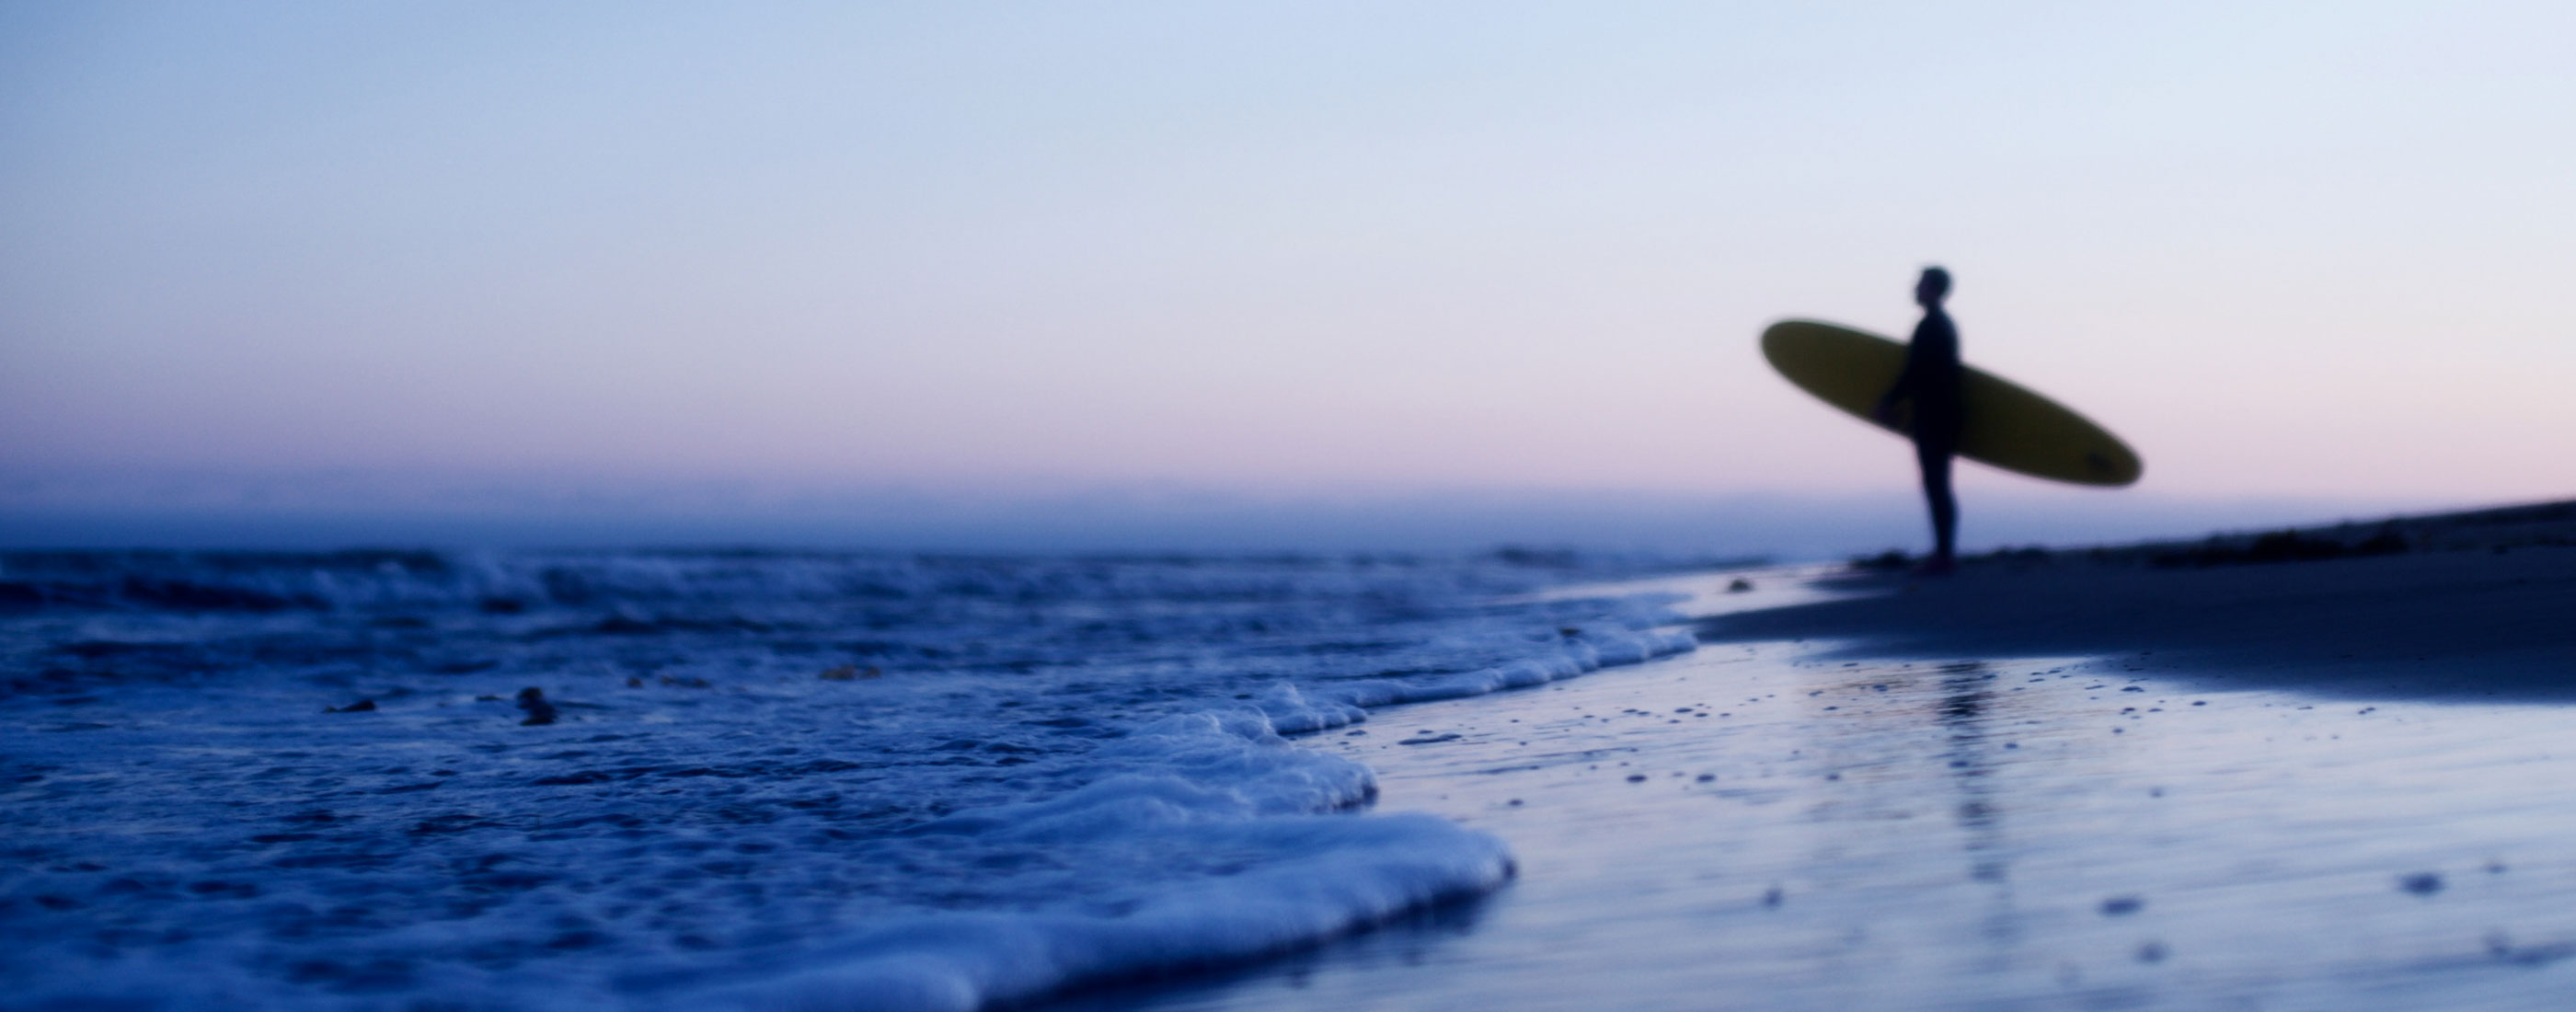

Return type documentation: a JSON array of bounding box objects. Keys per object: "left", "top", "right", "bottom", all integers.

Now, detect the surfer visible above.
[{"left": 1875, "top": 266, "right": 1961, "bottom": 574}]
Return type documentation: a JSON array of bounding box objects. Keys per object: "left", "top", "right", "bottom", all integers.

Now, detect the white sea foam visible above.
[{"left": 684, "top": 712, "right": 1512, "bottom": 1012}]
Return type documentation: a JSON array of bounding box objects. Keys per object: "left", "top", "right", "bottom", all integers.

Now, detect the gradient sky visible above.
[{"left": 4, "top": 2, "right": 2572, "bottom": 545}]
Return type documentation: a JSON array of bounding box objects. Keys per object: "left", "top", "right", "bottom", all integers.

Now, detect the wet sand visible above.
[{"left": 1063, "top": 503, "right": 2576, "bottom": 1010}]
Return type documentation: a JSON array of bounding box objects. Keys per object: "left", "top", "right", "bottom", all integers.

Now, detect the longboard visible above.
[{"left": 1761, "top": 319, "right": 2143, "bottom": 487}]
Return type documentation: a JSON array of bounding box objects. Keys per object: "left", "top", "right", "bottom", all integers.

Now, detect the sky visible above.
[{"left": 3, "top": 2, "right": 2571, "bottom": 551}]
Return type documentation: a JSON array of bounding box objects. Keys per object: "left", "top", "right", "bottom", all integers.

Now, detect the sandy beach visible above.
[
  {"left": 1709, "top": 500, "right": 2576, "bottom": 700},
  {"left": 1065, "top": 501, "right": 2576, "bottom": 1010}
]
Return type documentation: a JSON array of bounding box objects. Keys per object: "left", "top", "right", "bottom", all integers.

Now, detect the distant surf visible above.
[{"left": 0, "top": 548, "right": 1699, "bottom": 1010}]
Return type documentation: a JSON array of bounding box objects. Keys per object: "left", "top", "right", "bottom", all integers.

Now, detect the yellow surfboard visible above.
[{"left": 1761, "top": 319, "right": 2143, "bottom": 487}]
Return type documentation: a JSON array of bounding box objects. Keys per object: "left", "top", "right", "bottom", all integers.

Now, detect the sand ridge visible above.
[{"left": 1702, "top": 500, "right": 2576, "bottom": 700}]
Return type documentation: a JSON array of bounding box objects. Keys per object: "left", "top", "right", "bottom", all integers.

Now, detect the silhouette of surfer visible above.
[{"left": 1875, "top": 267, "right": 1961, "bottom": 574}]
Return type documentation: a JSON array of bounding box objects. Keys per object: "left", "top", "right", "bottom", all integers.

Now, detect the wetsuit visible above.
[{"left": 1883, "top": 305, "right": 1962, "bottom": 561}]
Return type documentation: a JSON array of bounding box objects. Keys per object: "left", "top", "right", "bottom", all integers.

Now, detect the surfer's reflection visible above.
[{"left": 1936, "top": 661, "right": 2021, "bottom": 953}]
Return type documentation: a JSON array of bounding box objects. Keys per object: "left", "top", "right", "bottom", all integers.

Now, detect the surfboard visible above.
[{"left": 1761, "top": 319, "right": 2143, "bottom": 487}]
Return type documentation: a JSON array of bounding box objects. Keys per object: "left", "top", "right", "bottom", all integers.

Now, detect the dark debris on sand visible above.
[
  {"left": 516, "top": 687, "right": 558, "bottom": 726},
  {"left": 2099, "top": 499, "right": 2576, "bottom": 570}
]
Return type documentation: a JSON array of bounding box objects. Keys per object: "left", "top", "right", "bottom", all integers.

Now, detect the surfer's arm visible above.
[
  {"left": 1876, "top": 315, "right": 1952, "bottom": 423},
  {"left": 1874, "top": 346, "right": 1923, "bottom": 422}
]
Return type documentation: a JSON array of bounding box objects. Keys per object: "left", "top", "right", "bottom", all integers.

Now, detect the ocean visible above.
[{"left": 0, "top": 548, "right": 1699, "bottom": 1010}]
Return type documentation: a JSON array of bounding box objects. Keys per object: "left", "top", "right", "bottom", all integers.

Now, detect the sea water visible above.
[{"left": 0, "top": 549, "right": 1698, "bottom": 1010}]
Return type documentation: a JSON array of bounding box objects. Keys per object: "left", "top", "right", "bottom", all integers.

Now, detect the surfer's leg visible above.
[{"left": 1916, "top": 438, "right": 1958, "bottom": 569}]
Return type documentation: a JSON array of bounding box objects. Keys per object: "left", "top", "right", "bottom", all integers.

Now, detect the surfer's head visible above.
[{"left": 1915, "top": 266, "right": 1951, "bottom": 307}]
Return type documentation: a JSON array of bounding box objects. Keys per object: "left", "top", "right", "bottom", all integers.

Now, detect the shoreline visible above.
[
  {"left": 1702, "top": 498, "right": 2576, "bottom": 700},
  {"left": 1068, "top": 500, "right": 2576, "bottom": 1010}
]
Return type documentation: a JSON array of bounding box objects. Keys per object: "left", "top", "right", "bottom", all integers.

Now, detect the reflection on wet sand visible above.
[
  {"left": 1067, "top": 576, "right": 2576, "bottom": 1010},
  {"left": 1935, "top": 661, "right": 2025, "bottom": 971}
]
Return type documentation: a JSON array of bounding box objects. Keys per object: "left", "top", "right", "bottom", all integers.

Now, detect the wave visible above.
[
  {"left": 0, "top": 546, "right": 1688, "bottom": 615},
  {"left": 0, "top": 549, "right": 1699, "bottom": 1010}
]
